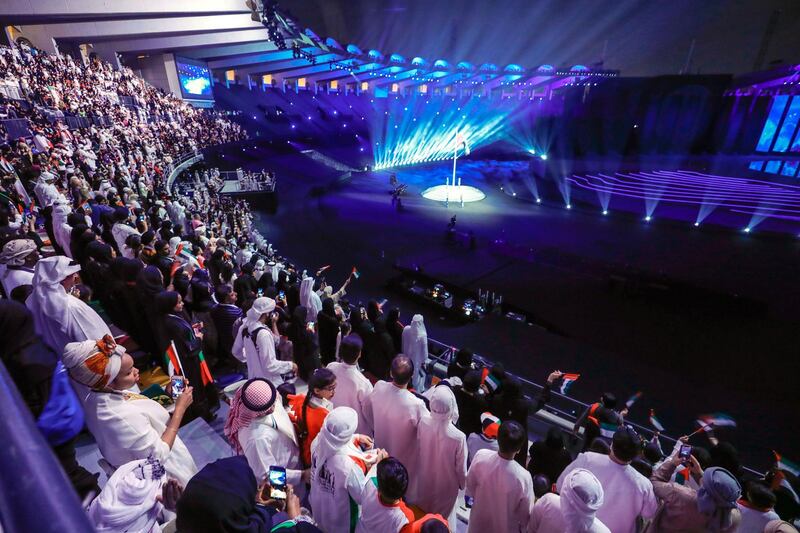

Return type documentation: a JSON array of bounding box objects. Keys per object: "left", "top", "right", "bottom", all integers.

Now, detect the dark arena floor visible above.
[{"left": 208, "top": 142, "right": 800, "bottom": 469}]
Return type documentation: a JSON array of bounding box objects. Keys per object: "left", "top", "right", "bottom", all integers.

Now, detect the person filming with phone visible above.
[{"left": 648, "top": 437, "right": 742, "bottom": 532}]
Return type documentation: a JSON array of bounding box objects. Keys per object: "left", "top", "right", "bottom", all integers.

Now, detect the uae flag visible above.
[
  {"left": 674, "top": 466, "right": 691, "bottom": 485},
  {"left": 198, "top": 351, "right": 214, "bottom": 386},
  {"left": 599, "top": 422, "right": 618, "bottom": 438},
  {"left": 165, "top": 341, "right": 183, "bottom": 377},
  {"left": 649, "top": 409, "right": 665, "bottom": 432},
  {"left": 559, "top": 373, "right": 580, "bottom": 395},
  {"left": 351, "top": 267, "right": 360, "bottom": 279},
  {"left": 484, "top": 371, "right": 502, "bottom": 393},
  {"left": 625, "top": 391, "right": 643, "bottom": 409},
  {"left": 774, "top": 451, "right": 800, "bottom": 477},
  {"left": 698, "top": 413, "right": 736, "bottom": 428}
]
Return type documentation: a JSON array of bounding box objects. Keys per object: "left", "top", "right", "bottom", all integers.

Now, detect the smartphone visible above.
[
  {"left": 268, "top": 466, "right": 287, "bottom": 500},
  {"left": 278, "top": 290, "right": 285, "bottom": 300},
  {"left": 192, "top": 322, "right": 203, "bottom": 335},
  {"left": 170, "top": 375, "right": 186, "bottom": 399},
  {"left": 464, "top": 495, "right": 474, "bottom": 508},
  {"left": 306, "top": 321, "right": 315, "bottom": 332},
  {"left": 257, "top": 288, "right": 264, "bottom": 297},
  {"left": 678, "top": 444, "right": 692, "bottom": 461}
]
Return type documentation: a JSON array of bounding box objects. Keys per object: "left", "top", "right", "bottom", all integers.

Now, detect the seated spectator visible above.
[
  {"left": 0, "top": 238, "right": 37, "bottom": 297},
  {"left": 357, "top": 457, "right": 414, "bottom": 533},
  {"left": 467, "top": 412, "right": 500, "bottom": 467},
  {"left": 62, "top": 335, "right": 198, "bottom": 485},
  {"left": 737, "top": 481, "right": 780, "bottom": 532},
  {"left": 87, "top": 457, "right": 180, "bottom": 533},
  {"left": 528, "top": 426, "right": 573, "bottom": 490},
  {"left": 310, "top": 407, "right": 386, "bottom": 533},
  {"left": 289, "top": 368, "right": 337, "bottom": 467},
  {"left": 327, "top": 334, "right": 374, "bottom": 435},
  {"left": 466, "top": 420, "right": 534, "bottom": 533},
  {"left": 409, "top": 385, "right": 467, "bottom": 529},
  {"left": 225, "top": 378, "right": 307, "bottom": 488},
  {"left": 557, "top": 427, "right": 658, "bottom": 533},
  {"left": 177, "top": 456, "right": 321, "bottom": 533},
  {"left": 528, "top": 468, "right": 610, "bottom": 533}
]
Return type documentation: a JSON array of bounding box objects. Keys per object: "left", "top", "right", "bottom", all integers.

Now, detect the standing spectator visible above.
[
  {"left": 573, "top": 392, "right": 627, "bottom": 452},
  {"left": 736, "top": 482, "right": 780, "bottom": 532},
  {"left": 357, "top": 457, "right": 414, "bottom": 533},
  {"left": 528, "top": 468, "right": 610, "bottom": 533},
  {"left": 288, "top": 368, "right": 337, "bottom": 467},
  {"left": 363, "top": 356, "right": 428, "bottom": 489},
  {"left": 453, "top": 370, "right": 489, "bottom": 437},
  {"left": 648, "top": 451, "right": 741, "bottom": 532},
  {"left": 467, "top": 412, "right": 501, "bottom": 467},
  {"left": 385, "top": 308, "right": 404, "bottom": 354},
  {"left": 326, "top": 334, "right": 374, "bottom": 435},
  {"left": 557, "top": 427, "right": 658, "bottom": 533},
  {"left": 447, "top": 348, "right": 474, "bottom": 380},
  {"left": 209, "top": 284, "right": 243, "bottom": 368},
  {"left": 409, "top": 386, "right": 467, "bottom": 529},
  {"left": 310, "top": 407, "right": 385, "bottom": 533},
  {"left": 401, "top": 314, "right": 428, "bottom": 392},
  {"left": 466, "top": 420, "right": 534, "bottom": 533},
  {"left": 317, "top": 297, "right": 340, "bottom": 366},
  {"left": 528, "top": 426, "right": 573, "bottom": 489},
  {"left": 231, "top": 296, "right": 296, "bottom": 386}
]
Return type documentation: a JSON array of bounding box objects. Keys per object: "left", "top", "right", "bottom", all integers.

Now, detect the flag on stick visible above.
[
  {"left": 649, "top": 409, "right": 665, "bottom": 432},
  {"left": 625, "top": 391, "right": 643, "bottom": 409},
  {"left": 559, "top": 373, "right": 580, "bottom": 395},
  {"left": 774, "top": 451, "right": 800, "bottom": 477},
  {"left": 165, "top": 341, "right": 184, "bottom": 377},
  {"left": 698, "top": 413, "right": 736, "bottom": 428},
  {"left": 351, "top": 267, "right": 360, "bottom": 279}
]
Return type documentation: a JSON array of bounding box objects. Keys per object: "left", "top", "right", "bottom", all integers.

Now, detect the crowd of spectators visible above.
[{"left": 0, "top": 42, "right": 798, "bottom": 533}]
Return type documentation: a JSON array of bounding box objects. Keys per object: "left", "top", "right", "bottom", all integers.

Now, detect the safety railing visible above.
[
  {"left": 425, "top": 338, "right": 762, "bottom": 476},
  {"left": 165, "top": 150, "right": 204, "bottom": 193},
  {"left": 218, "top": 170, "right": 277, "bottom": 193}
]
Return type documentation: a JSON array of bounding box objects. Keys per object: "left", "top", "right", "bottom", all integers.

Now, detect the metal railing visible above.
[
  {"left": 165, "top": 150, "right": 204, "bottom": 192},
  {"left": 218, "top": 170, "right": 277, "bottom": 193}
]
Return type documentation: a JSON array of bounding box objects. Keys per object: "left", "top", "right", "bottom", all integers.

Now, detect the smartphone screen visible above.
[
  {"left": 268, "top": 466, "right": 287, "bottom": 500},
  {"left": 679, "top": 444, "right": 692, "bottom": 460},
  {"left": 170, "top": 375, "right": 186, "bottom": 399},
  {"left": 279, "top": 290, "right": 285, "bottom": 300}
]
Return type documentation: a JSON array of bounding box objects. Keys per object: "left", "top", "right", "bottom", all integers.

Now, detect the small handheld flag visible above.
[
  {"left": 649, "top": 409, "right": 665, "bottom": 432},
  {"left": 698, "top": 413, "right": 736, "bottom": 428},
  {"left": 198, "top": 351, "right": 214, "bottom": 386},
  {"left": 165, "top": 341, "right": 184, "bottom": 377},
  {"left": 625, "top": 391, "right": 643, "bottom": 409},
  {"left": 599, "top": 422, "right": 618, "bottom": 438},
  {"left": 351, "top": 267, "right": 360, "bottom": 279},
  {"left": 774, "top": 451, "right": 800, "bottom": 477},
  {"left": 484, "top": 372, "right": 502, "bottom": 393},
  {"left": 559, "top": 373, "right": 580, "bottom": 395},
  {"left": 316, "top": 264, "right": 331, "bottom": 276}
]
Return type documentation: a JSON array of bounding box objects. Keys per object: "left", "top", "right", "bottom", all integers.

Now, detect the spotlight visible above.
[
  {"left": 540, "top": 154, "right": 548, "bottom": 160},
  {"left": 602, "top": 210, "right": 608, "bottom": 215},
  {"left": 645, "top": 215, "right": 651, "bottom": 222},
  {"left": 743, "top": 227, "right": 751, "bottom": 233},
  {"left": 527, "top": 149, "right": 536, "bottom": 155},
  {"left": 566, "top": 204, "right": 572, "bottom": 209},
  {"left": 536, "top": 198, "right": 541, "bottom": 204},
  {"left": 694, "top": 222, "right": 700, "bottom": 227},
  {"left": 512, "top": 192, "right": 516, "bottom": 196}
]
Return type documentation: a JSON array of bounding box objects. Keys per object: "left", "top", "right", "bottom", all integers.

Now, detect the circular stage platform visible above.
[{"left": 421, "top": 183, "right": 486, "bottom": 203}]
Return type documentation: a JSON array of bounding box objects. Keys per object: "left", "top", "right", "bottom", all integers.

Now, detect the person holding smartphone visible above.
[{"left": 232, "top": 297, "right": 297, "bottom": 387}]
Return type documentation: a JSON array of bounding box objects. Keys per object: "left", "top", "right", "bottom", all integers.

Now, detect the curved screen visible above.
[{"left": 176, "top": 57, "right": 213, "bottom": 100}]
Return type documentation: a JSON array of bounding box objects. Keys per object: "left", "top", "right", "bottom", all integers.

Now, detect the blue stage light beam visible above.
[{"left": 372, "top": 94, "right": 515, "bottom": 170}]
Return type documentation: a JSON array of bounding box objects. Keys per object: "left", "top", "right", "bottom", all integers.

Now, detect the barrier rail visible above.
[
  {"left": 425, "top": 338, "right": 762, "bottom": 476},
  {"left": 1, "top": 117, "right": 31, "bottom": 139},
  {"left": 0, "top": 360, "right": 94, "bottom": 532},
  {"left": 218, "top": 170, "right": 277, "bottom": 193},
  {"left": 166, "top": 150, "right": 204, "bottom": 192}
]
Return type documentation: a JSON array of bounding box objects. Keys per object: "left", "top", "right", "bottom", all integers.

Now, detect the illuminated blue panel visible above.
[
  {"left": 756, "top": 95, "right": 789, "bottom": 152},
  {"left": 772, "top": 97, "right": 800, "bottom": 152},
  {"left": 764, "top": 160, "right": 782, "bottom": 174},
  {"left": 781, "top": 160, "right": 799, "bottom": 177},
  {"left": 175, "top": 57, "right": 213, "bottom": 100},
  {"left": 748, "top": 160, "right": 764, "bottom": 171}
]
